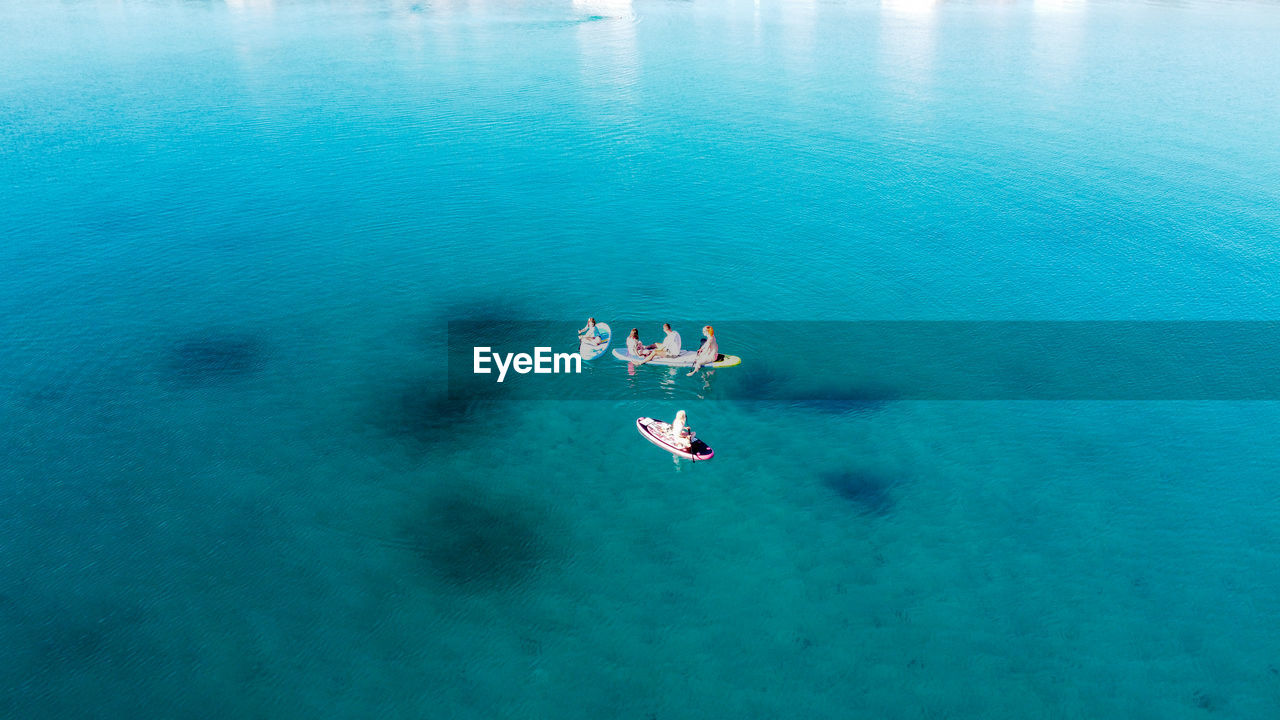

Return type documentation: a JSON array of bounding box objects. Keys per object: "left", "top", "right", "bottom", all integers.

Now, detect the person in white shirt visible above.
[
  {"left": 577, "top": 317, "right": 604, "bottom": 345},
  {"left": 625, "top": 328, "right": 654, "bottom": 359},
  {"left": 637, "top": 323, "right": 680, "bottom": 365},
  {"left": 669, "top": 409, "right": 693, "bottom": 450},
  {"left": 687, "top": 325, "right": 719, "bottom": 375}
]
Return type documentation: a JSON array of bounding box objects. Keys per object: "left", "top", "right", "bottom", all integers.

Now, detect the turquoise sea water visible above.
[{"left": 3, "top": 0, "right": 1280, "bottom": 717}]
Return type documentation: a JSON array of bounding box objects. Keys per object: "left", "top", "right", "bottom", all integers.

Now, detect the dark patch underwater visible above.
[
  {"left": 166, "top": 333, "right": 266, "bottom": 386},
  {"left": 821, "top": 469, "right": 897, "bottom": 517},
  {"left": 394, "top": 488, "right": 558, "bottom": 593}
]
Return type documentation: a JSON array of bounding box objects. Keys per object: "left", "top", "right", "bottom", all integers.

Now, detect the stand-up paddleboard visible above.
[
  {"left": 636, "top": 417, "right": 714, "bottom": 461},
  {"left": 579, "top": 323, "right": 611, "bottom": 360},
  {"left": 612, "top": 348, "right": 741, "bottom": 368}
]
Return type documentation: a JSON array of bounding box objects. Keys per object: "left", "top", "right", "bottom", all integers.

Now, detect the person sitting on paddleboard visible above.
[
  {"left": 625, "top": 328, "right": 655, "bottom": 359},
  {"left": 670, "top": 409, "right": 693, "bottom": 450},
  {"left": 687, "top": 325, "right": 719, "bottom": 376},
  {"left": 577, "top": 317, "right": 604, "bottom": 345},
  {"left": 636, "top": 323, "right": 681, "bottom": 365}
]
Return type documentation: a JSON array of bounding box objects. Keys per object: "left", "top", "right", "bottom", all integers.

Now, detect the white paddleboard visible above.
[
  {"left": 579, "top": 322, "right": 611, "bottom": 360},
  {"left": 612, "top": 348, "right": 741, "bottom": 368}
]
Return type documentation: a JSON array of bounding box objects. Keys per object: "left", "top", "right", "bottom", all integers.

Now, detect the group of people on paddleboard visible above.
[
  {"left": 578, "top": 319, "right": 717, "bottom": 455},
  {"left": 579, "top": 319, "right": 720, "bottom": 376},
  {"left": 623, "top": 323, "right": 719, "bottom": 376}
]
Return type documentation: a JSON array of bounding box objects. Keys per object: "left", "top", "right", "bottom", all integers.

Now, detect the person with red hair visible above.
[{"left": 687, "top": 325, "right": 718, "bottom": 375}]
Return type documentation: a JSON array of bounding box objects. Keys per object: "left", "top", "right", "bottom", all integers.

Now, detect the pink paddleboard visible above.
[{"left": 636, "top": 417, "right": 714, "bottom": 461}]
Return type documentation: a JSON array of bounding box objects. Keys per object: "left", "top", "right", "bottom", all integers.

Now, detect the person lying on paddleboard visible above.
[
  {"left": 687, "top": 325, "right": 719, "bottom": 376},
  {"left": 625, "top": 328, "right": 655, "bottom": 359},
  {"left": 636, "top": 323, "right": 681, "bottom": 365},
  {"left": 670, "top": 409, "right": 694, "bottom": 450},
  {"left": 577, "top": 317, "right": 604, "bottom": 345}
]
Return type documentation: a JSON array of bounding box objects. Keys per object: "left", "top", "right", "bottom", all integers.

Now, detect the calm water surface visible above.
[{"left": 2, "top": 1, "right": 1279, "bottom": 718}]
